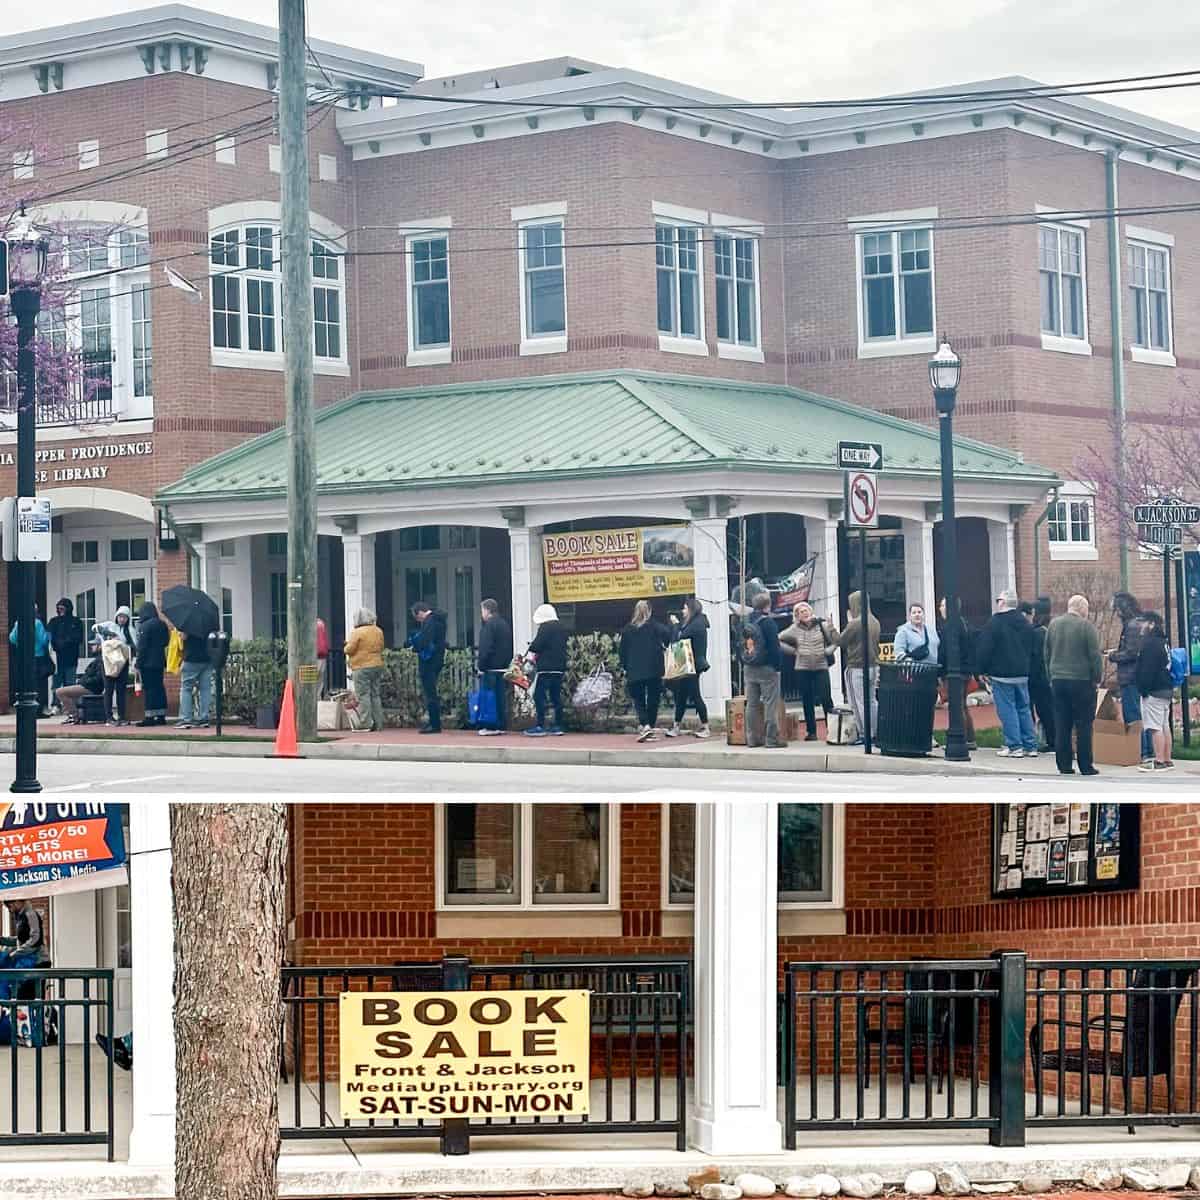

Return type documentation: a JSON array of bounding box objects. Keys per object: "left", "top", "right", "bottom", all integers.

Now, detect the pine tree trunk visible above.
[{"left": 173, "top": 804, "right": 288, "bottom": 1200}]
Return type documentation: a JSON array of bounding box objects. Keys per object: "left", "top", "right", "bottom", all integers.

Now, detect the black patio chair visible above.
[
  {"left": 859, "top": 966, "right": 953, "bottom": 1094},
  {"left": 1029, "top": 967, "right": 1197, "bottom": 1133}
]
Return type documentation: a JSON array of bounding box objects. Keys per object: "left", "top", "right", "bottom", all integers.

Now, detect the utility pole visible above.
[{"left": 278, "top": 0, "right": 318, "bottom": 740}]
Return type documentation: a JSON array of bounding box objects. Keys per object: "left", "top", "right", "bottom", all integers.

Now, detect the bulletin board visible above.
[{"left": 991, "top": 803, "right": 1140, "bottom": 898}]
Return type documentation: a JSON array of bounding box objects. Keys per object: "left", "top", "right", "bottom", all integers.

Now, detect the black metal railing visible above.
[
  {"left": 0, "top": 367, "right": 116, "bottom": 427},
  {"left": 279, "top": 956, "right": 688, "bottom": 1153},
  {"left": 0, "top": 968, "right": 115, "bottom": 1161},
  {"left": 1027, "top": 960, "right": 1200, "bottom": 1130},
  {"left": 783, "top": 956, "right": 1023, "bottom": 1147}
]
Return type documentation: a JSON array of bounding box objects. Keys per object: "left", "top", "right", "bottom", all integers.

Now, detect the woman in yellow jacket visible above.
[{"left": 344, "top": 608, "right": 386, "bottom": 732}]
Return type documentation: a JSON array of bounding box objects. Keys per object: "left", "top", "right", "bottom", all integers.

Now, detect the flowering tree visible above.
[{"left": 1079, "top": 379, "right": 1200, "bottom": 550}]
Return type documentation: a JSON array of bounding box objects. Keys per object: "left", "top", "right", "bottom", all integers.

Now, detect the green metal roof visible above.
[{"left": 157, "top": 370, "right": 1058, "bottom": 505}]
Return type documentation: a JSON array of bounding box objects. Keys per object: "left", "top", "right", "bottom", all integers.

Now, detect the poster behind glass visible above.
[{"left": 992, "top": 803, "right": 1140, "bottom": 898}]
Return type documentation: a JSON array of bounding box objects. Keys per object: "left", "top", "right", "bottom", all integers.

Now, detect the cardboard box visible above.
[
  {"left": 1092, "top": 688, "right": 1144, "bottom": 767},
  {"left": 726, "top": 695, "right": 790, "bottom": 746}
]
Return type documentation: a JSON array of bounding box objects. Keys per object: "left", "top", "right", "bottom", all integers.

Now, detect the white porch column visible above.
[
  {"left": 200, "top": 542, "right": 221, "bottom": 608},
  {"left": 507, "top": 518, "right": 544, "bottom": 655},
  {"left": 902, "top": 518, "right": 937, "bottom": 616},
  {"left": 690, "top": 802, "right": 781, "bottom": 1153},
  {"left": 987, "top": 518, "right": 1016, "bottom": 597},
  {"left": 341, "top": 528, "right": 377, "bottom": 622},
  {"left": 804, "top": 515, "right": 844, "bottom": 706},
  {"left": 226, "top": 538, "right": 254, "bottom": 639},
  {"left": 692, "top": 516, "right": 731, "bottom": 711},
  {"left": 126, "top": 801, "right": 175, "bottom": 1168}
]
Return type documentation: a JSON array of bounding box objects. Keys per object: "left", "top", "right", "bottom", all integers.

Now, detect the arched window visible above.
[{"left": 209, "top": 222, "right": 347, "bottom": 372}]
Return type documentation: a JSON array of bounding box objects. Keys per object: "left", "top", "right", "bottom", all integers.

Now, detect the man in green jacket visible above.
[{"left": 1044, "top": 594, "right": 1103, "bottom": 776}]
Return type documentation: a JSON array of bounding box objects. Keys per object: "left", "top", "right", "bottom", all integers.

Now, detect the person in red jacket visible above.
[{"left": 316, "top": 617, "right": 330, "bottom": 698}]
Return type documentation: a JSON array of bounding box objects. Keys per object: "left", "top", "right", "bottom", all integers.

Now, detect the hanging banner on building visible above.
[
  {"left": 339, "top": 989, "right": 591, "bottom": 1120},
  {"left": 542, "top": 525, "right": 695, "bottom": 603},
  {"left": 0, "top": 802, "right": 127, "bottom": 900}
]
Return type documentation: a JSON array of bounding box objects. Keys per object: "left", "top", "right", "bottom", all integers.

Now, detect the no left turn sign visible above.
[{"left": 846, "top": 470, "right": 879, "bottom": 529}]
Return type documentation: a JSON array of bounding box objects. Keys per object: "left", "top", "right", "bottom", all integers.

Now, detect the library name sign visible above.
[
  {"left": 0, "top": 440, "right": 153, "bottom": 484},
  {"left": 338, "top": 989, "right": 591, "bottom": 1119}
]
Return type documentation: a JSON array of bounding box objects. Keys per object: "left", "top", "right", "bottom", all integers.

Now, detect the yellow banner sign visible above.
[
  {"left": 542, "top": 525, "right": 696, "bottom": 603},
  {"left": 338, "top": 989, "right": 591, "bottom": 1120}
]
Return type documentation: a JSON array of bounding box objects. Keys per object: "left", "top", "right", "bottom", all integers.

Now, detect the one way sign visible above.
[{"left": 838, "top": 441, "right": 883, "bottom": 470}]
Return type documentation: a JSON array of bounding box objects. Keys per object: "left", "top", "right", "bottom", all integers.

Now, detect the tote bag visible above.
[{"left": 663, "top": 638, "right": 697, "bottom": 682}]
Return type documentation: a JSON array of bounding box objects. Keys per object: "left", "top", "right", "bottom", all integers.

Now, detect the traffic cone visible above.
[{"left": 273, "top": 678, "right": 300, "bottom": 758}]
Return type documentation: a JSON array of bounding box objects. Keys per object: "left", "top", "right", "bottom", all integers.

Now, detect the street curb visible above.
[{"left": 0, "top": 734, "right": 1156, "bottom": 780}]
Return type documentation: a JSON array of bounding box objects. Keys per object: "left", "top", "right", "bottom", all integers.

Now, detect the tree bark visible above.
[{"left": 173, "top": 804, "right": 288, "bottom": 1200}]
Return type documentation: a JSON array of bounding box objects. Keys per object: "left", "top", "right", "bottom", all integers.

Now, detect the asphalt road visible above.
[{"left": 25, "top": 754, "right": 1194, "bottom": 794}]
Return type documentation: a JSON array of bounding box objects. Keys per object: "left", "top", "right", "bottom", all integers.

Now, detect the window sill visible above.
[
  {"left": 436, "top": 909, "right": 622, "bottom": 938},
  {"left": 407, "top": 347, "right": 452, "bottom": 367},
  {"left": 211, "top": 349, "right": 350, "bottom": 376},
  {"left": 717, "top": 342, "right": 765, "bottom": 363},
  {"left": 659, "top": 334, "right": 709, "bottom": 357},
  {"left": 1040, "top": 334, "right": 1092, "bottom": 357},
  {"left": 1047, "top": 543, "right": 1099, "bottom": 562},
  {"left": 519, "top": 335, "right": 568, "bottom": 357},
  {"left": 1130, "top": 346, "right": 1176, "bottom": 367},
  {"left": 857, "top": 336, "right": 936, "bottom": 360}
]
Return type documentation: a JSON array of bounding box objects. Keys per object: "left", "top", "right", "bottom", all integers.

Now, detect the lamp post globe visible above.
[
  {"left": 928, "top": 337, "right": 970, "bottom": 764},
  {"left": 7, "top": 207, "right": 50, "bottom": 794}
]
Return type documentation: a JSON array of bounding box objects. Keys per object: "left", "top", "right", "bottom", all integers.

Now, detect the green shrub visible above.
[{"left": 222, "top": 638, "right": 287, "bottom": 723}]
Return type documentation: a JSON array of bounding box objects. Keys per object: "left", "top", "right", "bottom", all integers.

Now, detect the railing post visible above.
[
  {"left": 989, "top": 950, "right": 1027, "bottom": 1147},
  {"left": 440, "top": 955, "right": 470, "bottom": 1157}
]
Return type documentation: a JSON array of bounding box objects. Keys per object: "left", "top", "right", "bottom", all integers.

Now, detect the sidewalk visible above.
[{"left": 0, "top": 709, "right": 1192, "bottom": 781}]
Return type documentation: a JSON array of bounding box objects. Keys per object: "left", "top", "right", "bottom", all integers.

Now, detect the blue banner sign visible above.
[{"left": 0, "top": 802, "right": 127, "bottom": 899}]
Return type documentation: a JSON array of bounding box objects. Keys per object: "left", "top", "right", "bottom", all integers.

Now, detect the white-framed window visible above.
[
  {"left": 215, "top": 137, "right": 236, "bottom": 165},
  {"left": 518, "top": 219, "right": 567, "bottom": 350},
  {"left": 856, "top": 227, "right": 935, "bottom": 354},
  {"left": 318, "top": 153, "right": 338, "bottom": 183},
  {"left": 438, "top": 803, "right": 617, "bottom": 910},
  {"left": 1046, "top": 484, "right": 1098, "bottom": 562},
  {"left": 656, "top": 220, "right": 705, "bottom": 352},
  {"left": 714, "top": 231, "right": 761, "bottom": 358},
  {"left": 1039, "top": 224, "right": 1089, "bottom": 353},
  {"left": 1128, "top": 240, "right": 1173, "bottom": 361},
  {"left": 7, "top": 225, "right": 154, "bottom": 426},
  {"left": 663, "top": 803, "right": 845, "bottom": 909},
  {"left": 268, "top": 144, "right": 281, "bottom": 173},
  {"left": 145, "top": 130, "right": 168, "bottom": 161},
  {"left": 78, "top": 140, "right": 99, "bottom": 171},
  {"left": 208, "top": 223, "right": 347, "bottom": 373},
  {"left": 406, "top": 232, "right": 451, "bottom": 364},
  {"left": 13, "top": 150, "right": 33, "bottom": 181}
]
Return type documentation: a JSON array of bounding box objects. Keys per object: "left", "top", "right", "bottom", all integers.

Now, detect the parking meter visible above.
[{"left": 206, "top": 631, "right": 230, "bottom": 735}]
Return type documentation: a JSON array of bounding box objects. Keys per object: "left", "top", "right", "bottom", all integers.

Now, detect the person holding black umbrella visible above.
[{"left": 160, "top": 586, "right": 220, "bottom": 729}]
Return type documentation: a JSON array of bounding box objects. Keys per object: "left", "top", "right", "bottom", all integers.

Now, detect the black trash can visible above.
[{"left": 876, "top": 660, "right": 940, "bottom": 756}]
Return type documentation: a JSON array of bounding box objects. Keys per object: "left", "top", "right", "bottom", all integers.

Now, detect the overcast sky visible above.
[{"left": 23, "top": 1, "right": 1200, "bottom": 130}]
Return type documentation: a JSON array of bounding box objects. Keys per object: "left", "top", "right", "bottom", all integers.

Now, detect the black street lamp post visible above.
[
  {"left": 929, "top": 339, "right": 970, "bottom": 764},
  {"left": 7, "top": 211, "right": 49, "bottom": 794}
]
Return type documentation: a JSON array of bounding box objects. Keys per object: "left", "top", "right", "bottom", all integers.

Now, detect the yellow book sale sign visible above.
[
  {"left": 542, "top": 525, "right": 696, "bottom": 603},
  {"left": 338, "top": 989, "right": 591, "bottom": 1120}
]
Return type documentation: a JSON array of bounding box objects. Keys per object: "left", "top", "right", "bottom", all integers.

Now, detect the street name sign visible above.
[
  {"left": 1134, "top": 502, "right": 1200, "bottom": 526},
  {"left": 1138, "top": 524, "right": 1183, "bottom": 547},
  {"left": 845, "top": 470, "right": 880, "bottom": 528},
  {"left": 838, "top": 441, "right": 883, "bottom": 470}
]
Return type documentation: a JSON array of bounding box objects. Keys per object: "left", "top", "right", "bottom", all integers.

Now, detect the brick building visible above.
[{"left": 5, "top": 6, "right": 1199, "bottom": 712}]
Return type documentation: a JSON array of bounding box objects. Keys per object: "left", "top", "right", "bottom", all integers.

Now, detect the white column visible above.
[
  {"left": 805, "top": 515, "right": 844, "bottom": 706},
  {"left": 508, "top": 526, "right": 544, "bottom": 654},
  {"left": 227, "top": 538, "right": 254, "bottom": 639},
  {"left": 200, "top": 542, "right": 221, "bottom": 608},
  {"left": 902, "top": 518, "right": 937, "bottom": 616},
  {"left": 126, "top": 801, "right": 176, "bottom": 1168},
  {"left": 988, "top": 518, "right": 1016, "bottom": 597},
  {"left": 690, "top": 802, "right": 781, "bottom": 1154},
  {"left": 692, "top": 516, "right": 731, "bottom": 711},
  {"left": 342, "top": 531, "right": 377, "bottom": 622},
  {"left": 49, "top": 891, "right": 98, "bottom": 1044}
]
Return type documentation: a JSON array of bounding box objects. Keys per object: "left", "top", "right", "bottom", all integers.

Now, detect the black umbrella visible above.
[{"left": 161, "top": 585, "right": 220, "bottom": 639}]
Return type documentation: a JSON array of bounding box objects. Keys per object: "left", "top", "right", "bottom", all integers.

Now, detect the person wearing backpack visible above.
[
  {"left": 1135, "top": 610, "right": 1176, "bottom": 772},
  {"left": 833, "top": 590, "right": 880, "bottom": 748},
  {"left": 741, "top": 591, "right": 785, "bottom": 748},
  {"left": 619, "top": 600, "right": 671, "bottom": 742}
]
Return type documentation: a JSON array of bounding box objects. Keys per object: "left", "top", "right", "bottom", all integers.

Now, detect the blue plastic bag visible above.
[
  {"left": 1169, "top": 647, "right": 1189, "bottom": 688},
  {"left": 467, "top": 684, "right": 497, "bottom": 728}
]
